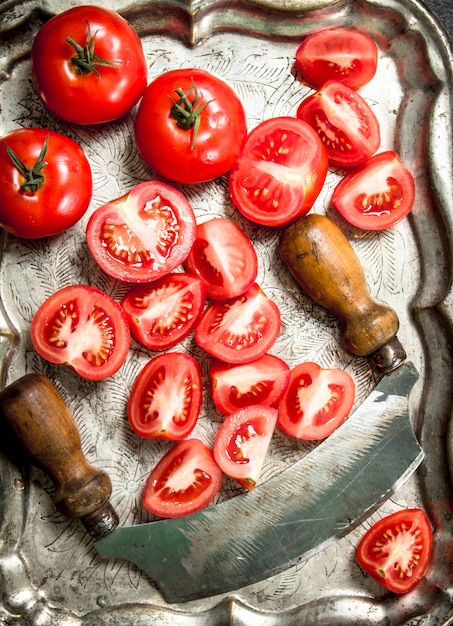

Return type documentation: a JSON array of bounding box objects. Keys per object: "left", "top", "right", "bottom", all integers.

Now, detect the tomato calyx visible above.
[
  {"left": 168, "top": 79, "right": 214, "bottom": 148},
  {"left": 5, "top": 135, "right": 49, "bottom": 193},
  {"left": 67, "top": 20, "right": 120, "bottom": 78}
]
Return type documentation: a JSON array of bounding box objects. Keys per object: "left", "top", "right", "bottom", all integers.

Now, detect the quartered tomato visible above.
[
  {"left": 297, "top": 80, "right": 380, "bottom": 167},
  {"left": 31, "top": 6, "right": 147, "bottom": 124},
  {"left": 128, "top": 352, "right": 202, "bottom": 440},
  {"left": 135, "top": 68, "right": 247, "bottom": 184},
  {"left": 331, "top": 150, "right": 416, "bottom": 230},
  {"left": 210, "top": 354, "right": 290, "bottom": 415},
  {"left": 86, "top": 181, "right": 196, "bottom": 283},
  {"left": 229, "top": 117, "right": 328, "bottom": 226},
  {"left": 356, "top": 508, "right": 433, "bottom": 594},
  {"left": 277, "top": 361, "right": 355, "bottom": 440},
  {"left": 213, "top": 405, "right": 278, "bottom": 490},
  {"left": 195, "top": 283, "right": 281, "bottom": 364},
  {"left": 30, "top": 284, "right": 130, "bottom": 380},
  {"left": 183, "top": 217, "right": 258, "bottom": 300},
  {"left": 121, "top": 273, "right": 205, "bottom": 350},
  {"left": 142, "top": 438, "right": 223, "bottom": 518},
  {"left": 296, "top": 28, "right": 378, "bottom": 89}
]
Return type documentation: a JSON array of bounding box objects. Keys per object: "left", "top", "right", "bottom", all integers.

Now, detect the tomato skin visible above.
[
  {"left": 210, "top": 354, "right": 290, "bottom": 415},
  {"left": 128, "top": 352, "right": 202, "bottom": 440},
  {"left": 183, "top": 218, "right": 258, "bottom": 300},
  {"left": 296, "top": 28, "right": 378, "bottom": 89},
  {"left": 277, "top": 361, "right": 355, "bottom": 440},
  {"left": 135, "top": 68, "right": 247, "bottom": 184},
  {"left": 31, "top": 6, "right": 147, "bottom": 125},
  {"left": 86, "top": 181, "right": 196, "bottom": 283},
  {"left": 356, "top": 508, "right": 433, "bottom": 594},
  {"left": 195, "top": 283, "right": 281, "bottom": 364},
  {"left": 30, "top": 284, "right": 130, "bottom": 380},
  {"left": 331, "top": 150, "right": 416, "bottom": 230},
  {"left": 213, "top": 405, "right": 278, "bottom": 490},
  {"left": 229, "top": 117, "right": 328, "bottom": 227},
  {"left": 142, "top": 439, "right": 223, "bottom": 518},
  {"left": 0, "top": 128, "right": 92, "bottom": 239},
  {"left": 297, "top": 80, "right": 380, "bottom": 167}
]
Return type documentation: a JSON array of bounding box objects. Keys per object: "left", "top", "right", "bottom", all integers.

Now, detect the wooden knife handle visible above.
[
  {"left": 0, "top": 373, "right": 118, "bottom": 537},
  {"left": 279, "top": 214, "right": 406, "bottom": 370}
]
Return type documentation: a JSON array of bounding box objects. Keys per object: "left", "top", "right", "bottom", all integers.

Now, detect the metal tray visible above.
[{"left": 1, "top": 0, "right": 453, "bottom": 623}]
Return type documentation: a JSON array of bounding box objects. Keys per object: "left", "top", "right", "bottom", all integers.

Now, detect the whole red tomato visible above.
[
  {"left": 31, "top": 6, "right": 147, "bottom": 125},
  {"left": 0, "top": 128, "right": 92, "bottom": 239},
  {"left": 134, "top": 68, "right": 247, "bottom": 184}
]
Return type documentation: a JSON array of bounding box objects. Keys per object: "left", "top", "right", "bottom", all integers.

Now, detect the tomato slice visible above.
[
  {"left": 183, "top": 218, "right": 258, "bottom": 300},
  {"left": 296, "top": 28, "right": 378, "bottom": 89},
  {"left": 121, "top": 273, "right": 205, "bottom": 351},
  {"left": 86, "top": 181, "right": 196, "bottom": 283},
  {"left": 356, "top": 508, "right": 433, "bottom": 594},
  {"left": 297, "top": 80, "right": 381, "bottom": 167},
  {"left": 331, "top": 150, "right": 416, "bottom": 230},
  {"left": 210, "top": 354, "right": 290, "bottom": 415},
  {"left": 195, "top": 283, "right": 281, "bottom": 364},
  {"left": 277, "top": 361, "right": 355, "bottom": 440},
  {"left": 213, "top": 405, "right": 278, "bottom": 490},
  {"left": 229, "top": 117, "right": 328, "bottom": 227},
  {"left": 142, "top": 438, "right": 223, "bottom": 518},
  {"left": 128, "top": 352, "right": 202, "bottom": 440},
  {"left": 30, "top": 285, "right": 130, "bottom": 380}
]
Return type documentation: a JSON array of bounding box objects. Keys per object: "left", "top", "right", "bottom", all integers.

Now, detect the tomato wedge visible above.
[
  {"left": 86, "top": 181, "right": 196, "bottom": 283},
  {"left": 296, "top": 28, "right": 378, "bottom": 89},
  {"left": 331, "top": 150, "right": 416, "bottom": 230},
  {"left": 356, "top": 508, "right": 433, "bottom": 594},
  {"left": 229, "top": 117, "right": 328, "bottom": 226},
  {"left": 121, "top": 273, "right": 205, "bottom": 350},
  {"left": 297, "top": 80, "right": 380, "bottom": 167},
  {"left": 142, "top": 439, "right": 223, "bottom": 518},
  {"left": 128, "top": 352, "right": 202, "bottom": 440},
  {"left": 195, "top": 283, "right": 281, "bottom": 364},
  {"left": 213, "top": 405, "right": 278, "bottom": 490},
  {"left": 30, "top": 285, "right": 130, "bottom": 380},
  {"left": 210, "top": 354, "right": 290, "bottom": 415},
  {"left": 277, "top": 361, "right": 355, "bottom": 440},
  {"left": 183, "top": 217, "right": 258, "bottom": 300}
]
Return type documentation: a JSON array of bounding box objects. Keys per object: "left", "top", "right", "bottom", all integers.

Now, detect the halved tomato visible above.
[
  {"left": 331, "top": 150, "right": 415, "bottom": 230},
  {"left": 296, "top": 28, "right": 378, "bottom": 89},
  {"left": 195, "top": 283, "right": 281, "bottom": 364},
  {"left": 128, "top": 352, "right": 202, "bottom": 440},
  {"left": 121, "top": 273, "right": 205, "bottom": 350},
  {"left": 213, "top": 405, "right": 278, "bottom": 490},
  {"left": 356, "top": 508, "right": 433, "bottom": 594},
  {"left": 183, "top": 217, "right": 258, "bottom": 300},
  {"left": 210, "top": 354, "right": 290, "bottom": 415},
  {"left": 30, "top": 284, "right": 130, "bottom": 380},
  {"left": 297, "top": 80, "right": 380, "bottom": 167},
  {"left": 277, "top": 361, "right": 355, "bottom": 440},
  {"left": 86, "top": 181, "right": 196, "bottom": 283},
  {"left": 229, "top": 117, "right": 328, "bottom": 226},
  {"left": 142, "top": 438, "right": 223, "bottom": 518}
]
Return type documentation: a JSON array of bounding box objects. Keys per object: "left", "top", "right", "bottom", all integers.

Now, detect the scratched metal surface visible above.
[{"left": 0, "top": 0, "right": 452, "bottom": 623}]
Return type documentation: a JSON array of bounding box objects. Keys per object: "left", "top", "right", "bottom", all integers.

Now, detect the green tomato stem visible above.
[
  {"left": 5, "top": 135, "right": 49, "bottom": 193},
  {"left": 67, "top": 20, "right": 120, "bottom": 78},
  {"left": 168, "top": 79, "right": 213, "bottom": 149}
]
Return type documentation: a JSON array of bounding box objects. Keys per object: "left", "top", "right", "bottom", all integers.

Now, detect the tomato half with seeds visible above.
[
  {"left": 195, "top": 283, "right": 281, "bottom": 364},
  {"left": 296, "top": 28, "right": 378, "bottom": 89},
  {"left": 297, "top": 80, "right": 380, "bottom": 167},
  {"left": 213, "top": 405, "right": 278, "bottom": 490},
  {"left": 142, "top": 438, "right": 223, "bottom": 518},
  {"left": 86, "top": 181, "right": 196, "bottom": 283},
  {"left": 277, "top": 361, "right": 355, "bottom": 440},
  {"left": 128, "top": 352, "right": 202, "bottom": 440},
  {"left": 30, "top": 285, "right": 130, "bottom": 380},
  {"left": 210, "top": 354, "right": 290, "bottom": 415},
  {"left": 331, "top": 151, "right": 416, "bottom": 230},
  {"left": 356, "top": 508, "right": 433, "bottom": 594},
  {"left": 183, "top": 217, "right": 258, "bottom": 300},
  {"left": 229, "top": 117, "right": 328, "bottom": 226}
]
